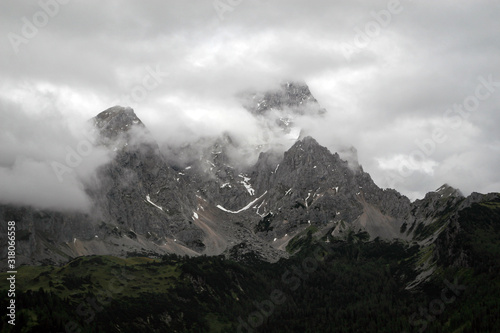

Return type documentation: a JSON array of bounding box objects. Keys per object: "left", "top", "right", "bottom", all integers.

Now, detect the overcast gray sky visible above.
[{"left": 1, "top": 0, "right": 500, "bottom": 211}]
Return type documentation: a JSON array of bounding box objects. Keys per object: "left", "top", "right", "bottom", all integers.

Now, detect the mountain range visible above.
[
  {"left": 1, "top": 82, "right": 500, "bottom": 332},
  {"left": 1, "top": 82, "right": 498, "bottom": 269}
]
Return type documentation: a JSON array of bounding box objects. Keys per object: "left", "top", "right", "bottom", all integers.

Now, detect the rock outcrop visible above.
[{"left": 1, "top": 84, "right": 498, "bottom": 269}]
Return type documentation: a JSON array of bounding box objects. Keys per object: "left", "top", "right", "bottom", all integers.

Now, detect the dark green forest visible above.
[{"left": 1, "top": 199, "right": 500, "bottom": 332}]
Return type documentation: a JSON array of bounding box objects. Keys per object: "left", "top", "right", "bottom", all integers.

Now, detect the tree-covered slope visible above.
[{"left": 1, "top": 197, "right": 499, "bottom": 332}]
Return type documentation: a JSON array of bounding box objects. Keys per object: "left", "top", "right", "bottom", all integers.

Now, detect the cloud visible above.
[
  {"left": 0, "top": 0, "right": 499, "bottom": 202},
  {"left": 0, "top": 98, "right": 112, "bottom": 212}
]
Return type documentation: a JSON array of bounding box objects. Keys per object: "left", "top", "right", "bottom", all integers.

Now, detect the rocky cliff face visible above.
[
  {"left": 243, "top": 81, "right": 326, "bottom": 117},
  {"left": 1, "top": 83, "right": 499, "bottom": 270},
  {"left": 0, "top": 107, "right": 204, "bottom": 264},
  {"left": 241, "top": 81, "right": 325, "bottom": 141},
  {"left": 88, "top": 107, "right": 203, "bottom": 248}
]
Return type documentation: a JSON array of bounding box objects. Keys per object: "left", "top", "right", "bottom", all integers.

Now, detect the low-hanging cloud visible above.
[
  {"left": 0, "top": 0, "right": 499, "bottom": 201},
  {"left": 0, "top": 99, "right": 112, "bottom": 212}
]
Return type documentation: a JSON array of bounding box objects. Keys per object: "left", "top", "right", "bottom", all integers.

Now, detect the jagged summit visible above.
[
  {"left": 288, "top": 136, "right": 334, "bottom": 158},
  {"left": 3, "top": 95, "right": 497, "bottom": 268},
  {"left": 434, "top": 183, "right": 463, "bottom": 198},
  {"left": 282, "top": 135, "right": 361, "bottom": 172},
  {"left": 298, "top": 135, "right": 319, "bottom": 146},
  {"left": 240, "top": 81, "right": 326, "bottom": 139},
  {"left": 92, "top": 106, "right": 144, "bottom": 141},
  {"left": 94, "top": 105, "right": 141, "bottom": 124},
  {"left": 243, "top": 81, "right": 326, "bottom": 116}
]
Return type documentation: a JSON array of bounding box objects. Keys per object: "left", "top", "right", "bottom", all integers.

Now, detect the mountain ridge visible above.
[
  {"left": 2, "top": 84, "right": 500, "bottom": 333},
  {"left": 1, "top": 83, "right": 498, "bottom": 274}
]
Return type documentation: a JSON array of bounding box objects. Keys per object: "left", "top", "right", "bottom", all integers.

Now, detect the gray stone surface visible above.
[{"left": 1, "top": 85, "right": 498, "bottom": 266}]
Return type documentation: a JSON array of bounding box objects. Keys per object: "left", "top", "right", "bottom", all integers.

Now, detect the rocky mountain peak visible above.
[
  {"left": 243, "top": 81, "right": 325, "bottom": 116},
  {"left": 270, "top": 136, "right": 352, "bottom": 198},
  {"left": 273, "top": 81, "right": 318, "bottom": 108},
  {"left": 92, "top": 106, "right": 144, "bottom": 141},
  {"left": 295, "top": 135, "right": 322, "bottom": 148},
  {"left": 434, "top": 183, "right": 463, "bottom": 198},
  {"left": 2, "top": 103, "right": 497, "bottom": 269},
  {"left": 284, "top": 136, "right": 341, "bottom": 167}
]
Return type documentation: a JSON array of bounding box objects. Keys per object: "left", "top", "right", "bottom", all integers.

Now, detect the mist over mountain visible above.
[
  {"left": 0, "top": 102, "right": 112, "bottom": 212},
  {"left": 2, "top": 1, "right": 500, "bottom": 331},
  {"left": 1, "top": 81, "right": 500, "bottom": 332},
  {"left": 0, "top": 81, "right": 497, "bottom": 265}
]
